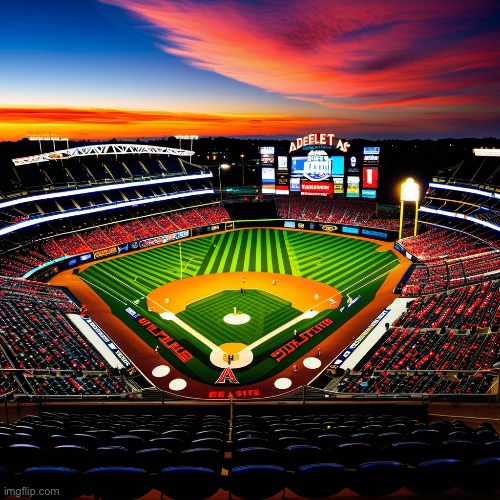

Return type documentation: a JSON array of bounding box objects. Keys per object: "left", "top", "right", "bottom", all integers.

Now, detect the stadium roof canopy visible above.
[{"left": 12, "top": 143, "right": 194, "bottom": 167}]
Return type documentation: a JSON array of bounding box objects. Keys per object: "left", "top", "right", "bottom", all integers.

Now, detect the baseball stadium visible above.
[{"left": 0, "top": 136, "right": 499, "bottom": 498}]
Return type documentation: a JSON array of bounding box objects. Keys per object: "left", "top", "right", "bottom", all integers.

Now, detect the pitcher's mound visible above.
[{"left": 224, "top": 312, "right": 250, "bottom": 324}]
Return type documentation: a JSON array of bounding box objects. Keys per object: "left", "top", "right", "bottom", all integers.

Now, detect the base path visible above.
[{"left": 147, "top": 271, "right": 340, "bottom": 315}]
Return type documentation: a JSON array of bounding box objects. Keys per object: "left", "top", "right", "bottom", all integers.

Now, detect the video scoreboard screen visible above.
[{"left": 260, "top": 136, "right": 380, "bottom": 199}]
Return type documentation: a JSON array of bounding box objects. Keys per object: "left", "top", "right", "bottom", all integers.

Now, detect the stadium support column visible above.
[
  {"left": 399, "top": 178, "right": 419, "bottom": 240},
  {"left": 414, "top": 196, "right": 419, "bottom": 237}
]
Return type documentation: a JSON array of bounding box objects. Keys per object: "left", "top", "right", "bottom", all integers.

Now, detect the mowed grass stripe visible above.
[
  {"left": 282, "top": 232, "right": 300, "bottom": 276},
  {"left": 231, "top": 231, "right": 245, "bottom": 272},
  {"left": 254, "top": 229, "right": 262, "bottom": 272},
  {"left": 198, "top": 233, "right": 226, "bottom": 275},
  {"left": 293, "top": 235, "right": 360, "bottom": 262},
  {"left": 335, "top": 253, "right": 397, "bottom": 289},
  {"left": 263, "top": 229, "right": 272, "bottom": 272},
  {"left": 333, "top": 252, "right": 394, "bottom": 288},
  {"left": 303, "top": 241, "right": 374, "bottom": 280},
  {"left": 217, "top": 231, "right": 235, "bottom": 273},
  {"left": 81, "top": 267, "right": 135, "bottom": 302},
  {"left": 94, "top": 256, "right": 161, "bottom": 290},
  {"left": 242, "top": 229, "right": 253, "bottom": 270},
  {"left": 274, "top": 230, "right": 287, "bottom": 274},
  {"left": 308, "top": 246, "right": 375, "bottom": 284},
  {"left": 249, "top": 229, "right": 262, "bottom": 271},
  {"left": 223, "top": 232, "right": 239, "bottom": 273},
  {"left": 293, "top": 237, "right": 358, "bottom": 275},
  {"left": 269, "top": 229, "right": 281, "bottom": 274}
]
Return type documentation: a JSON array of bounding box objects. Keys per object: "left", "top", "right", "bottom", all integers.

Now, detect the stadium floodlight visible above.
[
  {"left": 175, "top": 135, "right": 199, "bottom": 151},
  {"left": 219, "top": 164, "right": 231, "bottom": 202},
  {"left": 28, "top": 134, "right": 69, "bottom": 154},
  {"left": 473, "top": 148, "right": 500, "bottom": 157},
  {"left": 399, "top": 178, "right": 419, "bottom": 240}
]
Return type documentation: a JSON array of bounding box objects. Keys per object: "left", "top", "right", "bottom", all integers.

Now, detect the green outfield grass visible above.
[{"left": 79, "top": 228, "right": 400, "bottom": 384}]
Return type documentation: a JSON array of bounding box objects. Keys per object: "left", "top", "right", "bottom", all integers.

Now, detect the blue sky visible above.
[{"left": 1, "top": 0, "right": 499, "bottom": 141}]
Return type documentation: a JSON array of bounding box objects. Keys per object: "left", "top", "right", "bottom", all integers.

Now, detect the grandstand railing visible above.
[{"left": 4, "top": 373, "right": 498, "bottom": 405}]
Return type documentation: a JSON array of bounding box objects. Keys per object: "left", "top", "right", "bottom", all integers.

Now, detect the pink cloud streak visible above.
[{"left": 100, "top": 0, "right": 500, "bottom": 115}]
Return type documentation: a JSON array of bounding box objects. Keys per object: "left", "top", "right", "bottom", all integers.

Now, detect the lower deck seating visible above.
[{"left": 0, "top": 410, "right": 497, "bottom": 499}]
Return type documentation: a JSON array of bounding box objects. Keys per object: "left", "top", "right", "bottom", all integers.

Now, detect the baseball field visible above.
[{"left": 73, "top": 228, "right": 402, "bottom": 387}]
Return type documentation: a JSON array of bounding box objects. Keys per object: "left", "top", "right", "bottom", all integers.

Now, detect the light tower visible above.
[
  {"left": 28, "top": 132, "right": 69, "bottom": 154},
  {"left": 219, "top": 164, "right": 230, "bottom": 202},
  {"left": 399, "top": 178, "right": 420, "bottom": 240},
  {"left": 175, "top": 135, "right": 199, "bottom": 152}
]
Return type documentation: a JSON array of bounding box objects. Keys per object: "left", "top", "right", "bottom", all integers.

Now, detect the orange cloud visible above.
[{"left": 0, "top": 105, "right": 358, "bottom": 141}]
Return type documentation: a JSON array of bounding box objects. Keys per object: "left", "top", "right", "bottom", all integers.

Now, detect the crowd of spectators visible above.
[
  {"left": 402, "top": 251, "right": 500, "bottom": 296},
  {"left": 273, "top": 196, "right": 416, "bottom": 231},
  {"left": 333, "top": 278, "right": 500, "bottom": 396},
  {"left": 399, "top": 227, "right": 491, "bottom": 262},
  {"left": 397, "top": 281, "right": 500, "bottom": 331},
  {"left": 0, "top": 205, "right": 231, "bottom": 277},
  {"left": 0, "top": 277, "right": 136, "bottom": 398}
]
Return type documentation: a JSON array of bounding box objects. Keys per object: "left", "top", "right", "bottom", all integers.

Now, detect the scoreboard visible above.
[{"left": 260, "top": 133, "right": 380, "bottom": 199}]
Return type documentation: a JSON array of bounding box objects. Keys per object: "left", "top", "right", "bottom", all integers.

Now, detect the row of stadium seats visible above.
[
  {"left": 0, "top": 411, "right": 498, "bottom": 498},
  {"left": 2, "top": 458, "right": 499, "bottom": 499},
  {"left": 274, "top": 196, "right": 381, "bottom": 225},
  {"left": 0, "top": 277, "right": 140, "bottom": 399},
  {"left": 397, "top": 281, "right": 500, "bottom": 330},
  {"left": 402, "top": 251, "right": 500, "bottom": 295},
  {"left": 0, "top": 205, "right": 231, "bottom": 277},
  {"left": 399, "top": 226, "right": 492, "bottom": 261}
]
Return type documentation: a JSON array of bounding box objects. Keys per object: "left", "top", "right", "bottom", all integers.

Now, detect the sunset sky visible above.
[{"left": 1, "top": 0, "right": 499, "bottom": 142}]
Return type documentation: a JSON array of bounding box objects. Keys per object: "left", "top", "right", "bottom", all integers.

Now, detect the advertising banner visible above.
[
  {"left": 346, "top": 176, "right": 360, "bottom": 198},
  {"left": 300, "top": 181, "right": 333, "bottom": 197}
]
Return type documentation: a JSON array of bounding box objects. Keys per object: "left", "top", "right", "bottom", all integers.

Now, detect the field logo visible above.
[
  {"left": 215, "top": 366, "right": 239, "bottom": 384},
  {"left": 303, "top": 150, "right": 330, "bottom": 181}
]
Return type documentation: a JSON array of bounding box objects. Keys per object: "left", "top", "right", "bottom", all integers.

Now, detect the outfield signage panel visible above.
[
  {"left": 361, "top": 228, "right": 388, "bottom": 239},
  {"left": 333, "top": 177, "right": 344, "bottom": 194},
  {"left": 347, "top": 154, "right": 361, "bottom": 174},
  {"left": 139, "top": 230, "right": 190, "bottom": 249},
  {"left": 318, "top": 223, "right": 339, "bottom": 233},
  {"left": 332, "top": 308, "right": 390, "bottom": 366},
  {"left": 275, "top": 173, "right": 289, "bottom": 194},
  {"left": 290, "top": 177, "right": 301, "bottom": 192},
  {"left": 300, "top": 180, "right": 333, "bottom": 196},
  {"left": 277, "top": 156, "right": 288, "bottom": 171},
  {"left": 82, "top": 317, "right": 132, "bottom": 368},
  {"left": 94, "top": 246, "right": 119, "bottom": 260},
  {"left": 261, "top": 167, "right": 276, "bottom": 194},
  {"left": 346, "top": 176, "right": 360, "bottom": 198},
  {"left": 362, "top": 189, "right": 377, "bottom": 199},
  {"left": 342, "top": 226, "right": 359, "bottom": 235},
  {"left": 363, "top": 167, "right": 378, "bottom": 188}
]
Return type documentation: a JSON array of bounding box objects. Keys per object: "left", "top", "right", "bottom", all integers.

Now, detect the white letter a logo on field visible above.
[{"left": 215, "top": 367, "right": 239, "bottom": 384}]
